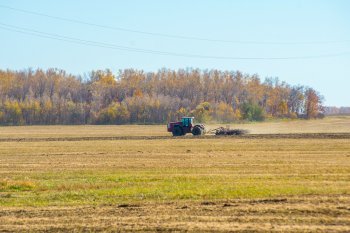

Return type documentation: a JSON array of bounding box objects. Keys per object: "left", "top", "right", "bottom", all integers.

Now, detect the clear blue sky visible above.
[{"left": 0, "top": 0, "right": 349, "bottom": 106}]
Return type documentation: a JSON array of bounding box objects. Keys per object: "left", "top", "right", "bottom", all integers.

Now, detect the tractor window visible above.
[{"left": 182, "top": 118, "right": 192, "bottom": 127}]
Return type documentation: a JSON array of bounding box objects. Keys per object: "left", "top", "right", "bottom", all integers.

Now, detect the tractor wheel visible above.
[
  {"left": 192, "top": 125, "right": 203, "bottom": 136},
  {"left": 172, "top": 126, "right": 183, "bottom": 136}
]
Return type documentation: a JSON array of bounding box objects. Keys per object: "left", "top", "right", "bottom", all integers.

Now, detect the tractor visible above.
[{"left": 167, "top": 117, "right": 205, "bottom": 136}]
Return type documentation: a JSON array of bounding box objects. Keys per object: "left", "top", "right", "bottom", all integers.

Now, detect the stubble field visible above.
[{"left": 1, "top": 116, "right": 350, "bottom": 232}]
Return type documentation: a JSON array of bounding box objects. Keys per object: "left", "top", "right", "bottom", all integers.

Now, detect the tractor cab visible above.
[{"left": 181, "top": 117, "right": 194, "bottom": 128}]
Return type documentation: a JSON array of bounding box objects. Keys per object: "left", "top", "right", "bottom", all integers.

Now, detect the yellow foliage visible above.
[
  {"left": 177, "top": 107, "right": 188, "bottom": 117},
  {"left": 93, "top": 70, "right": 116, "bottom": 86},
  {"left": 43, "top": 100, "right": 53, "bottom": 110},
  {"left": 4, "top": 100, "right": 23, "bottom": 124},
  {"left": 100, "top": 75, "right": 116, "bottom": 85},
  {"left": 234, "top": 109, "right": 241, "bottom": 120},
  {"left": 277, "top": 101, "right": 288, "bottom": 116},
  {"left": 215, "top": 102, "right": 237, "bottom": 122},
  {"left": 134, "top": 89, "right": 144, "bottom": 98}
]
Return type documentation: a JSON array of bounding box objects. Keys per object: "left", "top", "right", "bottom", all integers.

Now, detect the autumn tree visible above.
[
  {"left": 305, "top": 88, "right": 323, "bottom": 119},
  {"left": 192, "top": 102, "right": 212, "bottom": 123},
  {"left": 0, "top": 68, "right": 323, "bottom": 125}
]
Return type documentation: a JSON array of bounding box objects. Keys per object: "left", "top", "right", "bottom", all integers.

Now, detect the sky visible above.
[{"left": 0, "top": 0, "right": 349, "bottom": 106}]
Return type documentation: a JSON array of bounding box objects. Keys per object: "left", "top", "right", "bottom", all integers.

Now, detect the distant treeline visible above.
[
  {"left": 0, "top": 68, "right": 323, "bottom": 125},
  {"left": 324, "top": 106, "right": 350, "bottom": 115}
]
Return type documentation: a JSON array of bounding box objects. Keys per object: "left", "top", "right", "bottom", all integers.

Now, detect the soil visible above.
[{"left": 0, "top": 133, "right": 350, "bottom": 142}]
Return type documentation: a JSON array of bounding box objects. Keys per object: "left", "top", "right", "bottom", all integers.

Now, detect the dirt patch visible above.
[
  {"left": 250, "top": 198, "right": 288, "bottom": 204},
  {"left": 117, "top": 204, "right": 140, "bottom": 208},
  {"left": 200, "top": 201, "right": 216, "bottom": 206}
]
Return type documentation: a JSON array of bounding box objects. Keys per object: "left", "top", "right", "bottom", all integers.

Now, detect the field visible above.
[
  {"left": 1, "top": 116, "right": 350, "bottom": 232},
  {"left": 1, "top": 115, "right": 350, "bottom": 139}
]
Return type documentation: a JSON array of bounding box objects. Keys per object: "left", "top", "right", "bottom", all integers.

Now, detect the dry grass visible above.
[
  {"left": 0, "top": 124, "right": 167, "bottom": 139},
  {"left": 0, "top": 115, "right": 349, "bottom": 139},
  {"left": 1, "top": 116, "right": 350, "bottom": 232},
  {"left": 1, "top": 195, "right": 350, "bottom": 232}
]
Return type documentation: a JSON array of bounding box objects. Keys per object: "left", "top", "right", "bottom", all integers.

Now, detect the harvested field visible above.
[
  {"left": 1, "top": 117, "right": 350, "bottom": 232},
  {"left": 2, "top": 195, "right": 350, "bottom": 232},
  {"left": 0, "top": 133, "right": 350, "bottom": 142},
  {"left": 0, "top": 116, "right": 349, "bottom": 139}
]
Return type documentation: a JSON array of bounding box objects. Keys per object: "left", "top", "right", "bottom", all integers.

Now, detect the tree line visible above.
[
  {"left": 0, "top": 68, "right": 323, "bottom": 125},
  {"left": 324, "top": 106, "right": 350, "bottom": 115}
]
